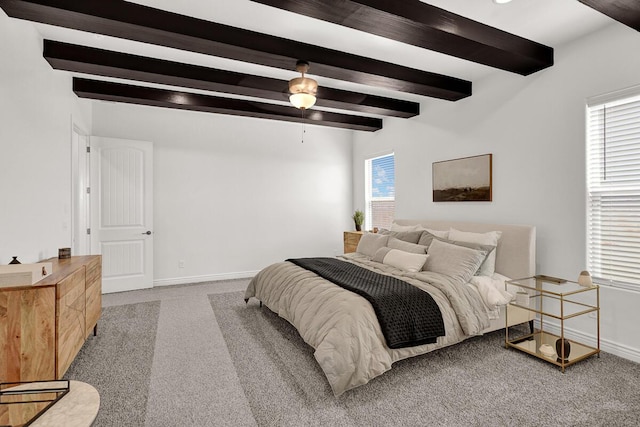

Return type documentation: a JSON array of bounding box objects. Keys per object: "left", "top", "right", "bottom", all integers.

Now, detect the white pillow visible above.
[
  {"left": 373, "top": 247, "right": 428, "bottom": 272},
  {"left": 448, "top": 228, "right": 502, "bottom": 276},
  {"left": 424, "top": 238, "right": 489, "bottom": 284},
  {"left": 356, "top": 233, "right": 389, "bottom": 257},
  {"left": 390, "top": 223, "right": 420, "bottom": 232}
]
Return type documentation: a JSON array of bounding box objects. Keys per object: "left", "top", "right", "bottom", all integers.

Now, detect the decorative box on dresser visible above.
[
  {"left": 343, "top": 231, "right": 364, "bottom": 253},
  {"left": 0, "top": 255, "right": 102, "bottom": 383}
]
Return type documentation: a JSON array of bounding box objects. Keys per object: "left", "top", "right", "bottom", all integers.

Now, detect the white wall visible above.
[
  {"left": 353, "top": 23, "right": 640, "bottom": 361},
  {"left": 92, "top": 102, "right": 353, "bottom": 284},
  {"left": 0, "top": 13, "right": 92, "bottom": 264}
]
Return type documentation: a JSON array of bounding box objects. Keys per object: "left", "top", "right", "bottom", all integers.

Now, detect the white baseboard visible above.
[
  {"left": 153, "top": 270, "right": 259, "bottom": 287},
  {"left": 534, "top": 320, "right": 640, "bottom": 364}
]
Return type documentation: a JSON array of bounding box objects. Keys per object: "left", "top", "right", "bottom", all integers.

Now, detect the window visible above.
[
  {"left": 586, "top": 88, "right": 640, "bottom": 291},
  {"left": 365, "top": 153, "right": 395, "bottom": 230}
]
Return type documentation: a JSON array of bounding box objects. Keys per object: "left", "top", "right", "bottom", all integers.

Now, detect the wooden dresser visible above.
[
  {"left": 0, "top": 255, "right": 101, "bottom": 382},
  {"left": 343, "top": 231, "right": 364, "bottom": 253}
]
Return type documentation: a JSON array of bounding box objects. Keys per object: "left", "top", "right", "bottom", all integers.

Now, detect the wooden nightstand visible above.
[{"left": 343, "top": 231, "right": 364, "bottom": 253}]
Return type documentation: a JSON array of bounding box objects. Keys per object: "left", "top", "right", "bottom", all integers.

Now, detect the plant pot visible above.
[{"left": 355, "top": 224, "right": 362, "bottom": 231}]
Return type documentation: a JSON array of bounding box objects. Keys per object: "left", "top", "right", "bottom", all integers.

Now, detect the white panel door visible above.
[{"left": 91, "top": 137, "right": 153, "bottom": 294}]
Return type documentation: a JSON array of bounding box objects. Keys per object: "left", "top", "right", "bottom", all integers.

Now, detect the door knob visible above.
[{"left": 142, "top": 231, "right": 152, "bottom": 235}]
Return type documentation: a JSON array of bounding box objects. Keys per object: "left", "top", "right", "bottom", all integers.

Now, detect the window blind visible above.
[
  {"left": 587, "top": 92, "right": 640, "bottom": 290},
  {"left": 365, "top": 153, "right": 395, "bottom": 230}
]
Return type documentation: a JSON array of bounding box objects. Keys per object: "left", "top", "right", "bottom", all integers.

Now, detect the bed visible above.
[{"left": 244, "top": 220, "right": 536, "bottom": 396}]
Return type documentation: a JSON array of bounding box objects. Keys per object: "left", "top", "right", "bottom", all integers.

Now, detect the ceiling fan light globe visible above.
[{"left": 289, "top": 93, "right": 316, "bottom": 110}]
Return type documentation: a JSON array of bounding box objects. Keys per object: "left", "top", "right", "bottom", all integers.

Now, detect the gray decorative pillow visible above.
[
  {"left": 442, "top": 238, "right": 495, "bottom": 257},
  {"left": 424, "top": 238, "right": 489, "bottom": 284},
  {"left": 356, "top": 233, "right": 389, "bottom": 258},
  {"left": 387, "top": 237, "right": 428, "bottom": 254},
  {"left": 417, "top": 230, "right": 440, "bottom": 248},
  {"left": 448, "top": 228, "right": 502, "bottom": 276},
  {"left": 373, "top": 247, "right": 429, "bottom": 272},
  {"left": 420, "top": 235, "right": 495, "bottom": 275},
  {"left": 440, "top": 238, "right": 496, "bottom": 276},
  {"left": 378, "top": 230, "right": 423, "bottom": 244},
  {"left": 372, "top": 246, "right": 393, "bottom": 263}
]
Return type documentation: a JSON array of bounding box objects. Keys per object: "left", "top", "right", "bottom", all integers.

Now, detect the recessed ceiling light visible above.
[{"left": 493, "top": 0, "right": 513, "bottom": 4}]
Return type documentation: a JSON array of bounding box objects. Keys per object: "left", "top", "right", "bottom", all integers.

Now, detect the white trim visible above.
[
  {"left": 534, "top": 320, "right": 640, "bottom": 364},
  {"left": 593, "top": 280, "right": 640, "bottom": 294},
  {"left": 71, "top": 121, "right": 91, "bottom": 256},
  {"left": 363, "top": 148, "right": 394, "bottom": 161},
  {"left": 153, "top": 270, "right": 259, "bottom": 287},
  {"left": 587, "top": 84, "right": 640, "bottom": 107},
  {"left": 102, "top": 280, "right": 153, "bottom": 295}
]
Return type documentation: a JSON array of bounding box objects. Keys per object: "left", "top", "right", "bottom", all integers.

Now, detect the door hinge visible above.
[
  {"left": 86, "top": 228, "right": 91, "bottom": 235},
  {"left": 86, "top": 187, "right": 90, "bottom": 194},
  {"left": 86, "top": 146, "right": 91, "bottom": 153}
]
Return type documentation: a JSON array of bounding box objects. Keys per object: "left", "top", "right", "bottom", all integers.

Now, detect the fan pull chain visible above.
[{"left": 301, "top": 108, "right": 306, "bottom": 143}]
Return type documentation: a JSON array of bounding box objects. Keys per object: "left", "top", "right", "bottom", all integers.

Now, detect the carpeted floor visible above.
[
  {"left": 64, "top": 301, "right": 161, "bottom": 427},
  {"left": 211, "top": 291, "right": 640, "bottom": 427},
  {"left": 62, "top": 281, "right": 640, "bottom": 426},
  {"left": 65, "top": 279, "right": 256, "bottom": 427}
]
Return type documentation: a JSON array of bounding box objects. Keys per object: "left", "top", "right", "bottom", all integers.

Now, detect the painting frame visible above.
[{"left": 432, "top": 154, "right": 492, "bottom": 202}]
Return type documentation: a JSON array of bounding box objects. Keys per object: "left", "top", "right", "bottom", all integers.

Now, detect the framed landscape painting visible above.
[{"left": 432, "top": 154, "right": 492, "bottom": 202}]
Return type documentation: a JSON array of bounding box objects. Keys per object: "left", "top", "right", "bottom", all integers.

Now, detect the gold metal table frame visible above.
[{"left": 505, "top": 275, "right": 600, "bottom": 372}]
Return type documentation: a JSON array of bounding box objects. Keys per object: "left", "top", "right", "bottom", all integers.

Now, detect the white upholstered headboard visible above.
[{"left": 394, "top": 220, "right": 536, "bottom": 280}]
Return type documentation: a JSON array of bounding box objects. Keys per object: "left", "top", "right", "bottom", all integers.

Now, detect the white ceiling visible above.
[{"left": 29, "top": 0, "right": 615, "bottom": 104}]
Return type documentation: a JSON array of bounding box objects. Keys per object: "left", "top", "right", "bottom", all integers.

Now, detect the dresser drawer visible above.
[{"left": 56, "top": 268, "right": 86, "bottom": 378}]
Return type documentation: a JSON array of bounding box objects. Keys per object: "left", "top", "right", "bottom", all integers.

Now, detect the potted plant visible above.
[{"left": 352, "top": 210, "right": 364, "bottom": 231}]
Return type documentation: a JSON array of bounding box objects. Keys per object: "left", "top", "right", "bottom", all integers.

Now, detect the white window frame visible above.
[
  {"left": 364, "top": 151, "right": 395, "bottom": 231},
  {"left": 586, "top": 85, "right": 640, "bottom": 292}
]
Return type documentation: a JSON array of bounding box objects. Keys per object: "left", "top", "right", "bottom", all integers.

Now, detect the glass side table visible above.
[{"left": 505, "top": 275, "right": 600, "bottom": 372}]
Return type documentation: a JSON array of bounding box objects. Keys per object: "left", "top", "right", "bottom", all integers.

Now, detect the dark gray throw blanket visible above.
[{"left": 286, "top": 257, "right": 445, "bottom": 349}]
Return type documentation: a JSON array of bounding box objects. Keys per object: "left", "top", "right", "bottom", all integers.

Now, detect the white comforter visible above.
[
  {"left": 244, "top": 253, "right": 490, "bottom": 396},
  {"left": 469, "top": 273, "right": 515, "bottom": 319}
]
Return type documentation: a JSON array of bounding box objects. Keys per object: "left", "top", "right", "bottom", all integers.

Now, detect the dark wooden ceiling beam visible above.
[
  {"left": 0, "top": 0, "right": 471, "bottom": 100},
  {"left": 578, "top": 0, "right": 640, "bottom": 32},
  {"left": 72, "top": 78, "right": 383, "bottom": 132},
  {"left": 249, "top": 0, "right": 554, "bottom": 76},
  {"left": 44, "top": 40, "right": 419, "bottom": 118}
]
